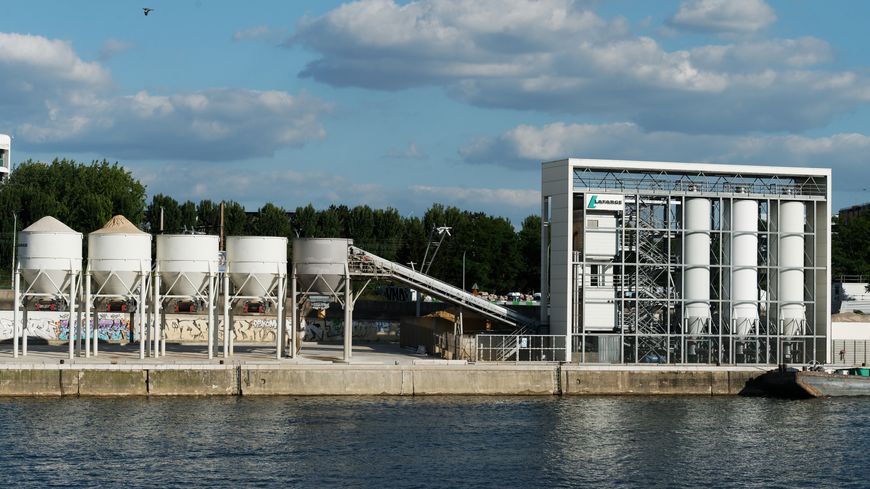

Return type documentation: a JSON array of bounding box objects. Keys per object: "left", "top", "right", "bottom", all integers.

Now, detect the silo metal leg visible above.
[
  {"left": 84, "top": 273, "right": 91, "bottom": 358},
  {"left": 22, "top": 308, "right": 28, "bottom": 356},
  {"left": 223, "top": 274, "right": 230, "bottom": 358},
  {"left": 276, "top": 275, "right": 284, "bottom": 359},
  {"left": 290, "top": 273, "right": 297, "bottom": 359},
  {"left": 68, "top": 272, "right": 76, "bottom": 360},
  {"left": 13, "top": 270, "right": 19, "bottom": 358},
  {"left": 207, "top": 274, "right": 215, "bottom": 360},
  {"left": 344, "top": 276, "right": 352, "bottom": 362}
]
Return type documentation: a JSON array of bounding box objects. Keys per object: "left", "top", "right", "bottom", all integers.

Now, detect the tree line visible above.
[{"left": 0, "top": 159, "right": 540, "bottom": 294}]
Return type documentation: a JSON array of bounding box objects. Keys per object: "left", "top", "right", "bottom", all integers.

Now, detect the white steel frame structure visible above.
[
  {"left": 81, "top": 263, "right": 150, "bottom": 359},
  {"left": 542, "top": 158, "right": 832, "bottom": 365}
]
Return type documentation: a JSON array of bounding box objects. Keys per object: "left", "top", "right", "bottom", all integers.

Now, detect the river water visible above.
[{"left": 0, "top": 396, "right": 866, "bottom": 488}]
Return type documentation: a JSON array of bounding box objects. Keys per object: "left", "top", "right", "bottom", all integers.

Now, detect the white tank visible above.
[
  {"left": 684, "top": 198, "right": 711, "bottom": 334},
  {"left": 779, "top": 201, "right": 806, "bottom": 336},
  {"left": 18, "top": 216, "right": 82, "bottom": 294},
  {"left": 731, "top": 199, "right": 759, "bottom": 335},
  {"left": 293, "top": 238, "right": 351, "bottom": 294},
  {"left": 88, "top": 215, "right": 151, "bottom": 295},
  {"left": 226, "top": 236, "right": 287, "bottom": 297},
  {"left": 157, "top": 234, "right": 219, "bottom": 296}
]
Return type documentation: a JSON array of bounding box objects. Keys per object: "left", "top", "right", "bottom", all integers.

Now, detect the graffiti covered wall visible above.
[
  {"left": 0, "top": 311, "right": 400, "bottom": 344},
  {"left": 0, "top": 311, "right": 132, "bottom": 341}
]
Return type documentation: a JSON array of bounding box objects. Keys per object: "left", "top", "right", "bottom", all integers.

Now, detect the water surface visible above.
[{"left": 0, "top": 396, "right": 866, "bottom": 488}]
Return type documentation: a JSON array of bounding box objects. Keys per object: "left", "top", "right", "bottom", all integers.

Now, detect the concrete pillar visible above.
[
  {"left": 223, "top": 273, "right": 230, "bottom": 358},
  {"left": 207, "top": 273, "right": 215, "bottom": 359},
  {"left": 84, "top": 272, "right": 91, "bottom": 358},
  {"left": 139, "top": 271, "right": 148, "bottom": 358},
  {"left": 76, "top": 294, "right": 83, "bottom": 356},
  {"left": 229, "top": 308, "right": 235, "bottom": 356},
  {"left": 344, "top": 274, "right": 353, "bottom": 362},
  {"left": 290, "top": 270, "right": 297, "bottom": 359},
  {"left": 68, "top": 271, "right": 76, "bottom": 360},
  {"left": 13, "top": 270, "right": 19, "bottom": 358},
  {"left": 153, "top": 272, "right": 163, "bottom": 357},
  {"left": 22, "top": 308, "right": 28, "bottom": 356},
  {"left": 276, "top": 274, "right": 285, "bottom": 359}
]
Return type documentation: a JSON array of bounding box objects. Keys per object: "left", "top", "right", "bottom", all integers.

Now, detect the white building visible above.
[
  {"left": 0, "top": 134, "right": 9, "bottom": 181},
  {"left": 541, "top": 158, "right": 832, "bottom": 364}
]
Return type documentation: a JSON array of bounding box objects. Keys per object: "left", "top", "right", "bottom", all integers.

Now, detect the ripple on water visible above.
[{"left": 0, "top": 396, "right": 867, "bottom": 488}]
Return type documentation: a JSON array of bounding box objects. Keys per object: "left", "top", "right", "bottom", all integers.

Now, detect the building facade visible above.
[{"left": 541, "top": 159, "right": 832, "bottom": 364}]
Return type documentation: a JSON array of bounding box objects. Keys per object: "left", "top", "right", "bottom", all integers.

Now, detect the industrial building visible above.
[
  {"left": 541, "top": 158, "right": 832, "bottom": 364},
  {"left": 0, "top": 134, "right": 10, "bottom": 181}
]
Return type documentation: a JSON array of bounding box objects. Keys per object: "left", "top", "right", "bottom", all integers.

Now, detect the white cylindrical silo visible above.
[
  {"left": 292, "top": 238, "right": 351, "bottom": 294},
  {"left": 779, "top": 201, "right": 806, "bottom": 336},
  {"left": 226, "top": 236, "right": 288, "bottom": 297},
  {"left": 88, "top": 215, "right": 152, "bottom": 295},
  {"left": 157, "top": 234, "right": 220, "bottom": 296},
  {"left": 684, "top": 197, "right": 711, "bottom": 334},
  {"left": 18, "top": 216, "right": 82, "bottom": 294},
  {"left": 731, "top": 199, "right": 759, "bottom": 335}
]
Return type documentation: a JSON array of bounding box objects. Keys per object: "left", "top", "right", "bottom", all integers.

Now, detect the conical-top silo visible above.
[
  {"left": 222, "top": 236, "right": 288, "bottom": 358},
  {"left": 85, "top": 215, "right": 152, "bottom": 358},
  {"left": 14, "top": 216, "right": 82, "bottom": 359},
  {"left": 291, "top": 238, "right": 354, "bottom": 360},
  {"left": 154, "top": 233, "right": 220, "bottom": 358}
]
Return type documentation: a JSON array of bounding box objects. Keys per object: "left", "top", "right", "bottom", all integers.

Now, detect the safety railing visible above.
[{"left": 476, "top": 334, "right": 565, "bottom": 362}]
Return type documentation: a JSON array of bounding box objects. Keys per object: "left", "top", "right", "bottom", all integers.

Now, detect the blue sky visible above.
[{"left": 4, "top": 0, "right": 870, "bottom": 224}]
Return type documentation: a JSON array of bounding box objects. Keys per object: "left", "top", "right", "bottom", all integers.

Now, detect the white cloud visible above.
[
  {"left": 290, "top": 0, "right": 868, "bottom": 134},
  {"left": 0, "top": 32, "right": 331, "bottom": 160},
  {"left": 410, "top": 185, "right": 539, "bottom": 209},
  {"left": 134, "top": 164, "right": 538, "bottom": 224},
  {"left": 670, "top": 0, "right": 776, "bottom": 33},
  {"left": 99, "top": 38, "right": 132, "bottom": 60},
  {"left": 461, "top": 121, "right": 870, "bottom": 187}
]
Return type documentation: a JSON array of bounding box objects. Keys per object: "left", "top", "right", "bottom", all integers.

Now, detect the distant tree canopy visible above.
[
  {"left": 833, "top": 213, "right": 870, "bottom": 278},
  {"left": 0, "top": 159, "right": 543, "bottom": 293}
]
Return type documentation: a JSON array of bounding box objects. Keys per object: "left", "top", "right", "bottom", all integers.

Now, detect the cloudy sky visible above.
[{"left": 3, "top": 0, "right": 869, "bottom": 223}]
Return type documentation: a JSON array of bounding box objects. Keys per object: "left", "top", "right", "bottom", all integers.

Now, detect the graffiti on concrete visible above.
[
  {"left": 0, "top": 312, "right": 131, "bottom": 341},
  {"left": 0, "top": 311, "right": 399, "bottom": 343},
  {"left": 303, "top": 319, "right": 399, "bottom": 342}
]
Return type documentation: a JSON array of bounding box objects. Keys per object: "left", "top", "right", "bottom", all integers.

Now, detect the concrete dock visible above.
[{"left": 0, "top": 342, "right": 769, "bottom": 396}]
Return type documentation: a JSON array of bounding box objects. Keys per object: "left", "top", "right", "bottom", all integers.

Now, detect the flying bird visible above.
[{"left": 143, "top": 8, "right": 154, "bottom": 16}]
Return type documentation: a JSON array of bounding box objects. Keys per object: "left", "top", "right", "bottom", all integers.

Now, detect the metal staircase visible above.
[{"left": 347, "top": 246, "right": 535, "bottom": 330}]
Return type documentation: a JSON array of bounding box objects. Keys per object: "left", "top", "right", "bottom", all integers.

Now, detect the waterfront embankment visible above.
[{"left": 0, "top": 363, "right": 768, "bottom": 396}]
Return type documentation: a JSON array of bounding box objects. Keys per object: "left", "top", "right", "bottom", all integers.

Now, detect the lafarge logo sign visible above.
[{"left": 585, "top": 194, "right": 624, "bottom": 212}]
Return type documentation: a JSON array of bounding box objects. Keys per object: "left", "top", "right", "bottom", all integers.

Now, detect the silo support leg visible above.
[
  {"left": 276, "top": 276, "right": 284, "bottom": 360},
  {"left": 207, "top": 275, "right": 215, "bottom": 360},
  {"left": 223, "top": 276, "right": 230, "bottom": 358},
  {"left": 344, "top": 278, "right": 352, "bottom": 362},
  {"left": 12, "top": 270, "right": 19, "bottom": 358},
  {"left": 290, "top": 273, "right": 297, "bottom": 359},
  {"left": 68, "top": 273, "right": 76, "bottom": 360},
  {"left": 22, "top": 308, "right": 28, "bottom": 357},
  {"left": 84, "top": 273, "right": 91, "bottom": 358}
]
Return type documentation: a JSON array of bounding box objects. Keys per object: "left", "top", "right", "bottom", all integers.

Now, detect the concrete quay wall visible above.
[{"left": 0, "top": 364, "right": 768, "bottom": 396}]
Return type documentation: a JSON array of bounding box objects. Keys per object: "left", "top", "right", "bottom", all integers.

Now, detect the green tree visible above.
[
  {"left": 222, "top": 201, "right": 247, "bottom": 237},
  {"left": 252, "top": 203, "right": 291, "bottom": 237},
  {"left": 293, "top": 204, "right": 318, "bottom": 238},
  {"left": 517, "top": 215, "right": 542, "bottom": 293},
  {"left": 144, "top": 194, "right": 180, "bottom": 233}
]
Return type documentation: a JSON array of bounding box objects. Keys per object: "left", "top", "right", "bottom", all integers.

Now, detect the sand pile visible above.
[
  {"left": 22, "top": 216, "right": 77, "bottom": 233},
  {"left": 92, "top": 215, "right": 145, "bottom": 234}
]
